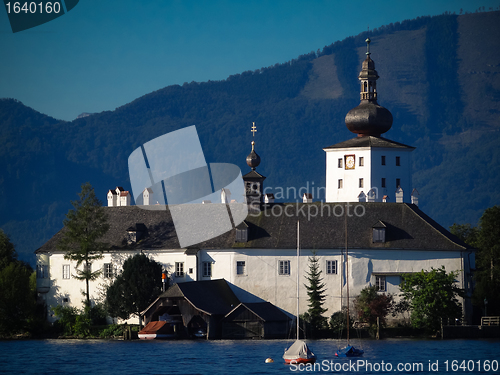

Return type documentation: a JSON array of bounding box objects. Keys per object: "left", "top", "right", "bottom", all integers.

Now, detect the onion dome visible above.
[
  {"left": 246, "top": 141, "right": 261, "bottom": 170},
  {"left": 345, "top": 38, "right": 393, "bottom": 137}
]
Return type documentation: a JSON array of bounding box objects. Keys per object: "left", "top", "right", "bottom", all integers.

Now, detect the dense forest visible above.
[{"left": 1, "top": 11, "right": 499, "bottom": 264}]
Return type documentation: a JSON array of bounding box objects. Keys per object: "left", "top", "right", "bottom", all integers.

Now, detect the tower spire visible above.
[
  {"left": 344, "top": 38, "right": 393, "bottom": 137},
  {"left": 246, "top": 122, "right": 261, "bottom": 170}
]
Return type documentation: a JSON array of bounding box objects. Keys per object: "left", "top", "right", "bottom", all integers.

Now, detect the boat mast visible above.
[
  {"left": 297, "top": 220, "right": 300, "bottom": 340},
  {"left": 345, "top": 209, "right": 349, "bottom": 345}
]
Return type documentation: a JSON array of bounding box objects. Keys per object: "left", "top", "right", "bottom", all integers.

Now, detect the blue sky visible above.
[{"left": 1, "top": 0, "right": 497, "bottom": 121}]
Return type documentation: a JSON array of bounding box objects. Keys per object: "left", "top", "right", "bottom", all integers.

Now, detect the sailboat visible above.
[
  {"left": 283, "top": 221, "right": 317, "bottom": 364},
  {"left": 335, "top": 212, "right": 364, "bottom": 357}
]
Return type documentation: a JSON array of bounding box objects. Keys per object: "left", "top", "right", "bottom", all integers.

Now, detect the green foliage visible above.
[
  {"left": 0, "top": 262, "right": 36, "bottom": 335},
  {"left": 52, "top": 305, "right": 79, "bottom": 336},
  {"left": 450, "top": 223, "right": 479, "bottom": 247},
  {"left": 473, "top": 206, "right": 500, "bottom": 315},
  {"left": 0, "top": 229, "right": 38, "bottom": 336},
  {"left": 449, "top": 206, "right": 500, "bottom": 315},
  {"left": 73, "top": 309, "right": 92, "bottom": 337},
  {"left": 329, "top": 308, "right": 353, "bottom": 332},
  {"left": 0, "top": 229, "right": 18, "bottom": 270},
  {"left": 58, "top": 182, "right": 109, "bottom": 307},
  {"left": 392, "top": 299, "right": 411, "bottom": 326},
  {"left": 399, "top": 266, "right": 463, "bottom": 333},
  {"left": 51, "top": 304, "right": 105, "bottom": 337},
  {"left": 106, "top": 253, "right": 163, "bottom": 320},
  {"left": 354, "top": 286, "right": 394, "bottom": 328},
  {"left": 303, "top": 252, "right": 328, "bottom": 334},
  {"left": 99, "top": 324, "right": 126, "bottom": 338}
]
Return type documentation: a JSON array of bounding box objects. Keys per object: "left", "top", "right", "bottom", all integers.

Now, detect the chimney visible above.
[
  {"left": 367, "top": 189, "right": 376, "bottom": 202},
  {"left": 264, "top": 193, "right": 275, "bottom": 204},
  {"left": 221, "top": 188, "right": 231, "bottom": 204},
  {"left": 302, "top": 193, "right": 313, "bottom": 203},
  {"left": 357, "top": 191, "right": 366, "bottom": 202},
  {"left": 382, "top": 195, "right": 389, "bottom": 203},
  {"left": 143, "top": 188, "right": 153, "bottom": 206},
  {"left": 395, "top": 187, "right": 403, "bottom": 203},
  {"left": 411, "top": 188, "right": 419, "bottom": 206}
]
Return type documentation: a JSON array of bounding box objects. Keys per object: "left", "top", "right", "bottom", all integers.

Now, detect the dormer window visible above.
[
  {"left": 235, "top": 221, "right": 249, "bottom": 243},
  {"left": 372, "top": 221, "right": 386, "bottom": 243},
  {"left": 126, "top": 223, "right": 146, "bottom": 244}
]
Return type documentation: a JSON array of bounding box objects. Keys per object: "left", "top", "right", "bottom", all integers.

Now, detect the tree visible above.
[
  {"left": 451, "top": 206, "right": 500, "bottom": 316},
  {"left": 354, "top": 285, "right": 393, "bottom": 328},
  {"left": 473, "top": 206, "right": 500, "bottom": 315},
  {"left": 399, "top": 266, "right": 463, "bottom": 332},
  {"left": 0, "top": 229, "right": 18, "bottom": 270},
  {"left": 303, "top": 252, "right": 327, "bottom": 334},
  {"left": 58, "top": 183, "right": 109, "bottom": 308},
  {"left": 0, "top": 230, "right": 37, "bottom": 335},
  {"left": 329, "top": 307, "right": 353, "bottom": 333},
  {"left": 106, "top": 253, "right": 164, "bottom": 321},
  {"left": 449, "top": 223, "right": 479, "bottom": 247}
]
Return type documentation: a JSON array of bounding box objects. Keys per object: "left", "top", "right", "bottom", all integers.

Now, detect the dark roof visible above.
[
  {"left": 158, "top": 279, "right": 240, "bottom": 316},
  {"left": 224, "top": 302, "right": 291, "bottom": 322},
  {"left": 239, "top": 202, "right": 469, "bottom": 251},
  {"left": 243, "top": 170, "right": 266, "bottom": 180},
  {"left": 37, "top": 206, "right": 181, "bottom": 253},
  {"left": 323, "top": 136, "right": 414, "bottom": 150},
  {"left": 36, "top": 202, "right": 471, "bottom": 254},
  {"left": 373, "top": 220, "right": 386, "bottom": 228},
  {"left": 236, "top": 220, "right": 249, "bottom": 230}
]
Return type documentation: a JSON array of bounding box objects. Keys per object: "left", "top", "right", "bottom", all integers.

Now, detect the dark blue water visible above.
[{"left": 0, "top": 339, "right": 499, "bottom": 374}]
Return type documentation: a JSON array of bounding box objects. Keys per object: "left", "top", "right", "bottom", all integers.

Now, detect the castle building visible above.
[{"left": 35, "top": 40, "right": 474, "bottom": 332}]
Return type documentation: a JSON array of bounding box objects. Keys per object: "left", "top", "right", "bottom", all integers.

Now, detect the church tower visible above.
[
  {"left": 243, "top": 122, "right": 266, "bottom": 208},
  {"left": 324, "top": 38, "right": 415, "bottom": 203}
]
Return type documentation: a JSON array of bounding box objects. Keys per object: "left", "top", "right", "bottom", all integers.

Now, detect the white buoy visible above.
[{"left": 265, "top": 358, "right": 274, "bottom": 363}]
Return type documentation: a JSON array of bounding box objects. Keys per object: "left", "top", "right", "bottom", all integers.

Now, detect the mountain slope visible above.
[{"left": 1, "top": 11, "right": 499, "bottom": 264}]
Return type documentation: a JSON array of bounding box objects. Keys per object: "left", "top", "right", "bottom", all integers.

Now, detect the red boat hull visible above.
[{"left": 284, "top": 357, "right": 317, "bottom": 364}]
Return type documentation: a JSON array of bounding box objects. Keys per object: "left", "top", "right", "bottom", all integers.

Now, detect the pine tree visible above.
[
  {"left": 58, "top": 183, "right": 109, "bottom": 308},
  {"left": 304, "top": 252, "right": 327, "bottom": 334}
]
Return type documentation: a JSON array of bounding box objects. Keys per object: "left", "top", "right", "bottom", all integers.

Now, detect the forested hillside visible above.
[{"left": 1, "top": 11, "right": 499, "bottom": 264}]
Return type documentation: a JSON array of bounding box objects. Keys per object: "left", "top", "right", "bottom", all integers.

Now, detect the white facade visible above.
[
  {"left": 37, "top": 248, "right": 197, "bottom": 323},
  {"left": 37, "top": 245, "right": 471, "bottom": 324},
  {"left": 325, "top": 145, "right": 413, "bottom": 203},
  {"left": 199, "top": 248, "right": 469, "bottom": 319}
]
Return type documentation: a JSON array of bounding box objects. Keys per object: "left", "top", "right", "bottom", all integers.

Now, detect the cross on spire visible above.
[{"left": 251, "top": 122, "right": 257, "bottom": 137}]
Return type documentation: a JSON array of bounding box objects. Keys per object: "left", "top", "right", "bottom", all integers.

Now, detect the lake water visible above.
[{"left": 0, "top": 338, "right": 499, "bottom": 374}]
